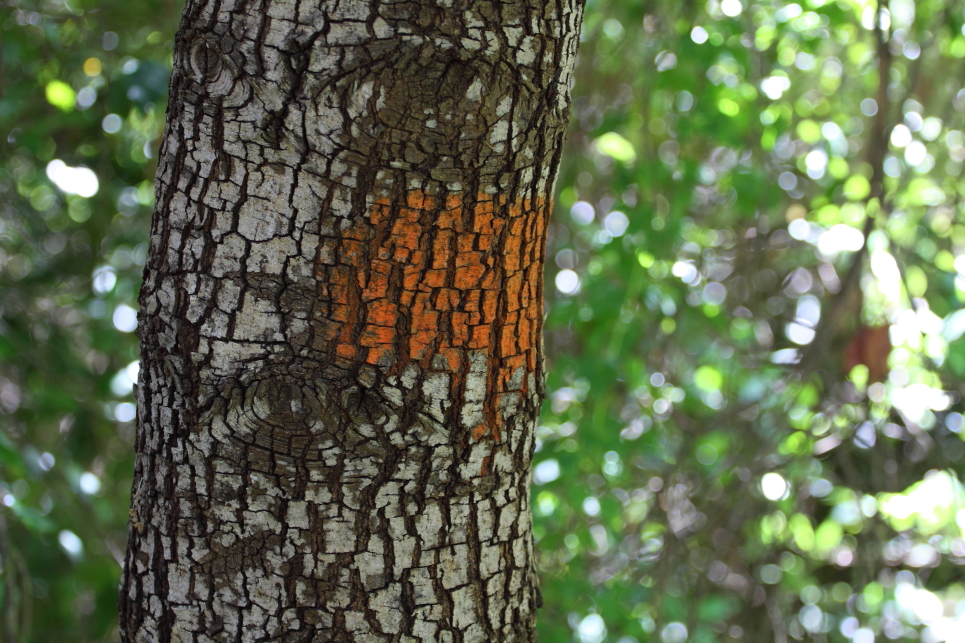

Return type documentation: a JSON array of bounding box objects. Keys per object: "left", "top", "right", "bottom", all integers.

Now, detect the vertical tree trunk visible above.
[{"left": 120, "top": 1, "right": 583, "bottom": 641}]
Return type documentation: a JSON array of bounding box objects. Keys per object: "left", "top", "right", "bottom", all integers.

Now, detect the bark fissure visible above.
[{"left": 121, "top": 1, "right": 584, "bottom": 641}]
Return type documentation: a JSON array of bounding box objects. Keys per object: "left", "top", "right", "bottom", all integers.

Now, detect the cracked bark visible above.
[{"left": 120, "top": 1, "right": 584, "bottom": 641}]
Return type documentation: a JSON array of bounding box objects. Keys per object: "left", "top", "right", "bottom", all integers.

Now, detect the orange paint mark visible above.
[
  {"left": 505, "top": 274, "right": 522, "bottom": 312},
  {"left": 454, "top": 264, "right": 484, "bottom": 288},
  {"left": 431, "top": 231, "right": 453, "bottom": 269},
  {"left": 402, "top": 265, "right": 422, "bottom": 290},
  {"left": 425, "top": 270, "right": 447, "bottom": 289},
  {"left": 468, "top": 325, "right": 490, "bottom": 350},
  {"left": 501, "top": 355, "right": 526, "bottom": 384},
  {"left": 369, "top": 197, "right": 391, "bottom": 224},
  {"left": 341, "top": 239, "right": 366, "bottom": 264},
  {"left": 473, "top": 211, "right": 494, "bottom": 234},
  {"left": 499, "top": 325, "right": 518, "bottom": 358},
  {"left": 451, "top": 312, "right": 469, "bottom": 330},
  {"left": 361, "top": 270, "right": 389, "bottom": 301},
  {"left": 330, "top": 304, "right": 349, "bottom": 323},
  {"left": 456, "top": 236, "right": 474, "bottom": 254},
  {"left": 437, "top": 207, "right": 461, "bottom": 231},
  {"left": 481, "top": 292, "right": 498, "bottom": 323},
  {"left": 360, "top": 326, "right": 394, "bottom": 347},
  {"left": 434, "top": 288, "right": 460, "bottom": 311},
  {"left": 441, "top": 348, "right": 461, "bottom": 372},
  {"left": 312, "top": 189, "right": 549, "bottom": 443},
  {"left": 518, "top": 317, "right": 532, "bottom": 352},
  {"left": 366, "top": 300, "right": 397, "bottom": 326}
]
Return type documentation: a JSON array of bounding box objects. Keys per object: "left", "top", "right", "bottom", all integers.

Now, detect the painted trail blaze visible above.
[{"left": 313, "top": 191, "right": 547, "bottom": 441}]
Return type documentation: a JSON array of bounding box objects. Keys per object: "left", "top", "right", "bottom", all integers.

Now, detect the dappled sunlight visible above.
[
  {"left": 45, "top": 160, "right": 99, "bottom": 198},
  {"left": 878, "top": 470, "right": 964, "bottom": 535},
  {"left": 534, "top": 0, "right": 965, "bottom": 641}
]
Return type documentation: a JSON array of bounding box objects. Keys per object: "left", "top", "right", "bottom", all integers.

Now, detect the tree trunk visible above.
[{"left": 120, "top": 1, "right": 583, "bottom": 641}]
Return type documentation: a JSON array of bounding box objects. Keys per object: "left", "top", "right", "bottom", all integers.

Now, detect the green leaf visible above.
[
  {"left": 693, "top": 365, "right": 723, "bottom": 392},
  {"left": 796, "top": 119, "right": 821, "bottom": 144},
  {"left": 10, "top": 503, "right": 54, "bottom": 533},
  {"left": 789, "top": 513, "right": 815, "bottom": 552},
  {"left": 594, "top": 132, "right": 636, "bottom": 163},
  {"left": 698, "top": 596, "right": 739, "bottom": 621},
  {"left": 45, "top": 80, "right": 76, "bottom": 112},
  {"left": 843, "top": 174, "right": 870, "bottom": 200},
  {"left": 717, "top": 98, "right": 740, "bottom": 117}
]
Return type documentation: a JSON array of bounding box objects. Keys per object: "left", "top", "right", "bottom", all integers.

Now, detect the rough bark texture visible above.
[{"left": 120, "top": 1, "right": 583, "bottom": 641}]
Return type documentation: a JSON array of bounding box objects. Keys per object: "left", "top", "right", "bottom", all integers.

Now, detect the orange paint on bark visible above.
[{"left": 312, "top": 190, "right": 548, "bottom": 442}]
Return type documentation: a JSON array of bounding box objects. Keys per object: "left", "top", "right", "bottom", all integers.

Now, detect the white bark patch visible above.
[
  {"left": 233, "top": 294, "right": 284, "bottom": 342},
  {"left": 199, "top": 310, "right": 230, "bottom": 339},
  {"left": 466, "top": 77, "right": 483, "bottom": 101},
  {"left": 496, "top": 95, "right": 513, "bottom": 117},
  {"left": 409, "top": 567, "right": 435, "bottom": 605},
  {"left": 237, "top": 199, "right": 287, "bottom": 242},
  {"left": 415, "top": 502, "right": 443, "bottom": 549},
  {"left": 216, "top": 280, "right": 242, "bottom": 311},
  {"left": 440, "top": 544, "right": 470, "bottom": 591},
  {"left": 421, "top": 372, "right": 451, "bottom": 422},
  {"left": 460, "top": 350, "right": 488, "bottom": 428},
  {"left": 323, "top": 519, "right": 357, "bottom": 553},
  {"left": 503, "top": 26, "right": 523, "bottom": 47},
  {"left": 371, "top": 585, "right": 404, "bottom": 632},
  {"left": 451, "top": 586, "right": 477, "bottom": 629},
  {"left": 326, "top": 22, "right": 369, "bottom": 44},
  {"left": 488, "top": 120, "right": 509, "bottom": 145},
  {"left": 460, "top": 443, "right": 491, "bottom": 481},
  {"left": 246, "top": 236, "right": 297, "bottom": 274},
  {"left": 372, "top": 17, "right": 392, "bottom": 39},
  {"left": 348, "top": 81, "right": 374, "bottom": 119},
  {"left": 286, "top": 501, "right": 309, "bottom": 529},
  {"left": 516, "top": 36, "right": 538, "bottom": 65}
]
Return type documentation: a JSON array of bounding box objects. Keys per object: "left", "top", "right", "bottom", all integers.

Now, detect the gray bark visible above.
[{"left": 120, "top": 1, "right": 583, "bottom": 641}]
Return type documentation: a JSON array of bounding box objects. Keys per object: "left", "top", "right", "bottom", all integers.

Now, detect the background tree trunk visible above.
[{"left": 120, "top": 1, "right": 583, "bottom": 641}]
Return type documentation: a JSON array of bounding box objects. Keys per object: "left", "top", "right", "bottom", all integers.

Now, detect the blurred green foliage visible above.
[
  {"left": 0, "top": 0, "right": 178, "bottom": 639},
  {"left": 538, "top": 1, "right": 965, "bottom": 642},
  {"left": 3, "top": 0, "right": 965, "bottom": 642}
]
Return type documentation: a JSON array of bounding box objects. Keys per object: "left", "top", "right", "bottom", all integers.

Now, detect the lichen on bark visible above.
[{"left": 120, "top": 1, "right": 584, "bottom": 641}]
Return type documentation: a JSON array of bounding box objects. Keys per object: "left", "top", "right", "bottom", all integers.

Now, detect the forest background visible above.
[{"left": 3, "top": 0, "right": 965, "bottom": 641}]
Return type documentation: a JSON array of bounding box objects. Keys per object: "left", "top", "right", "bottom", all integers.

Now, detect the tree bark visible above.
[{"left": 120, "top": 1, "right": 583, "bottom": 641}]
